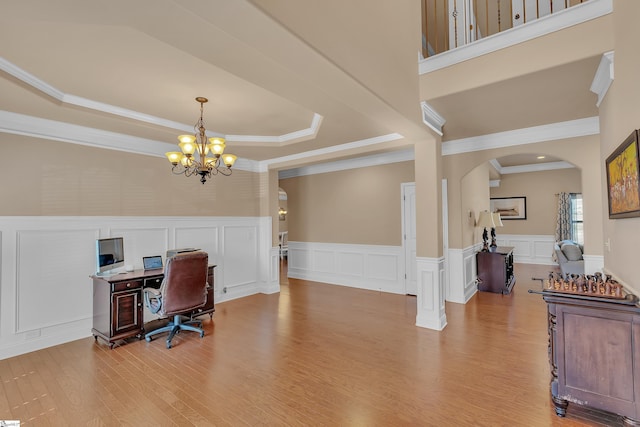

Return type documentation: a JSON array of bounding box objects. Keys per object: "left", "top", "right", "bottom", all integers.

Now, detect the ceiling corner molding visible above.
[
  {"left": 499, "top": 161, "right": 575, "bottom": 174},
  {"left": 261, "top": 133, "right": 405, "bottom": 176},
  {"left": 489, "top": 159, "right": 503, "bottom": 173},
  {"left": 489, "top": 180, "right": 501, "bottom": 188},
  {"left": 0, "top": 57, "right": 322, "bottom": 146},
  {"left": 420, "top": 101, "right": 445, "bottom": 136},
  {"left": 418, "top": 0, "right": 612, "bottom": 74},
  {"left": 226, "top": 113, "right": 323, "bottom": 146},
  {"left": 442, "top": 117, "right": 600, "bottom": 156},
  {"left": 278, "top": 148, "right": 414, "bottom": 179},
  {"left": 590, "top": 51, "right": 614, "bottom": 107}
]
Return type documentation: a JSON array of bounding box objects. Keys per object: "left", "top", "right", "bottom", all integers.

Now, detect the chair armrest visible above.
[{"left": 143, "top": 288, "right": 162, "bottom": 314}]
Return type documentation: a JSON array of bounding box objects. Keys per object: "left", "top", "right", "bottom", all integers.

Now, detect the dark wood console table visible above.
[
  {"left": 533, "top": 289, "right": 640, "bottom": 425},
  {"left": 91, "top": 265, "right": 215, "bottom": 348},
  {"left": 476, "top": 246, "right": 515, "bottom": 294}
]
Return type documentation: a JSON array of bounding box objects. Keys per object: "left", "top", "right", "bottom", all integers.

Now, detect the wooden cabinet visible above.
[
  {"left": 476, "top": 246, "right": 515, "bottom": 294},
  {"left": 92, "top": 276, "right": 145, "bottom": 348},
  {"left": 92, "top": 265, "right": 215, "bottom": 348},
  {"left": 541, "top": 291, "right": 640, "bottom": 424}
]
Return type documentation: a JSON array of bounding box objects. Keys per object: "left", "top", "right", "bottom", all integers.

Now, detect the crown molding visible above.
[
  {"left": 0, "top": 110, "right": 259, "bottom": 172},
  {"left": 278, "top": 148, "right": 414, "bottom": 179},
  {"left": 498, "top": 161, "right": 574, "bottom": 174},
  {"left": 0, "top": 56, "right": 321, "bottom": 145},
  {"left": 442, "top": 117, "right": 599, "bottom": 156},
  {"left": 590, "top": 51, "right": 614, "bottom": 107},
  {"left": 226, "top": 113, "right": 323, "bottom": 146},
  {"left": 421, "top": 101, "right": 445, "bottom": 135},
  {"left": 259, "top": 133, "right": 405, "bottom": 173},
  {"left": 418, "top": 0, "right": 612, "bottom": 74}
]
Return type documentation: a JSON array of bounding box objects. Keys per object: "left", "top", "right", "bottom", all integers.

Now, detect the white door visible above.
[{"left": 402, "top": 183, "right": 417, "bottom": 295}]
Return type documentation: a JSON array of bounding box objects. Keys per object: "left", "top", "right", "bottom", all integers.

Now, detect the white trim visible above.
[
  {"left": 227, "top": 113, "right": 323, "bottom": 145},
  {"left": 263, "top": 133, "right": 404, "bottom": 173},
  {"left": 447, "top": 244, "right": 480, "bottom": 304},
  {"left": 415, "top": 256, "right": 447, "bottom": 330},
  {"left": 590, "top": 51, "right": 614, "bottom": 107},
  {"left": 583, "top": 254, "right": 604, "bottom": 276},
  {"left": 442, "top": 117, "right": 600, "bottom": 156},
  {"left": 0, "top": 56, "right": 323, "bottom": 146},
  {"left": 489, "top": 180, "right": 501, "bottom": 188},
  {"left": 602, "top": 266, "right": 639, "bottom": 297},
  {"left": 498, "top": 161, "right": 575, "bottom": 174},
  {"left": 0, "top": 110, "right": 261, "bottom": 173},
  {"left": 286, "top": 242, "right": 405, "bottom": 294},
  {"left": 279, "top": 148, "right": 413, "bottom": 179},
  {"left": 495, "top": 234, "right": 556, "bottom": 265},
  {"left": 421, "top": 101, "right": 446, "bottom": 136},
  {"left": 418, "top": 0, "right": 612, "bottom": 74}
]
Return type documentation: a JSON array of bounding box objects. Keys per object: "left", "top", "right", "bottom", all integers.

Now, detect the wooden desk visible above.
[{"left": 91, "top": 266, "right": 215, "bottom": 348}]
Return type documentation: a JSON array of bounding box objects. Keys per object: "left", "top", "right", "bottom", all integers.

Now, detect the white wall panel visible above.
[
  {"left": 175, "top": 226, "right": 219, "bottom": 263},
  {"left": 223, "top": 225, "right": 258, "bottom": 288},
  {"left": 288, "top": 242, "right": 404, "bottom": 294},
  {"left": 314, "top": 250, "right": 335, "bottom": 273},
  {"left": 337, "top": 252, "right": 364, "bottom": 277},
  {"left": 0, "top": 216, "right": 273, "bottom": 360},
  {"left": 112, "top": 227, "right": 169, "bottom": 270},
  {"left": 16, "top": 229, "right": 95, "bottom": 332},
  {"left": 498, "top": 234, "right": 556, "bottom": 265}
]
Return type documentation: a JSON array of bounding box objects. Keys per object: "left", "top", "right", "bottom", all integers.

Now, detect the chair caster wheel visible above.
[
  {"left": 145, "top": 336, "right": 152, "bottom": 342},
  {"left": 200, "top": 332, "right": 205, "bottom": 338},
  {"left": 166, "top": 341, "right": 172, "bottom": 349}
]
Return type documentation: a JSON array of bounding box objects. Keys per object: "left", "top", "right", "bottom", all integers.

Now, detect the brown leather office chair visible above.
[{"left": 144, "top": 251, "right": 208, "bottom": 348}]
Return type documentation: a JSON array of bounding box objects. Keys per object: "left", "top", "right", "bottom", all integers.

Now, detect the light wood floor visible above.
[{"left": 0, "top": 263, "right": 619, "bottom": 426}]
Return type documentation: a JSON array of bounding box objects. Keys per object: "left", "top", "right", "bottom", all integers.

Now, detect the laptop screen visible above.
[{"left": 143, "top": 256, "right": 163, "bottom": 270}]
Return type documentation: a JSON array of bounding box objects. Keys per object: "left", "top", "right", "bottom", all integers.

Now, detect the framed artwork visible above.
[
  {"left": 490, "top": 197, "right": 527, "bottom": 220},
  {"left": 606, "top": 129, "right": 640, "bottom": 219}
]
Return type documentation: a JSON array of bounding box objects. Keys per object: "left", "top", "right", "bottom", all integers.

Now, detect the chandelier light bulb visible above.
[{"left": 165, "top": 97, "right": 237, "bottom": 184}]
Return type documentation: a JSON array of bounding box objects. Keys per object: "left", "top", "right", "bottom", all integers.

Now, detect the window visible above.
[{"left": 570, "top": 193, "right": 583, "bottom": 245}]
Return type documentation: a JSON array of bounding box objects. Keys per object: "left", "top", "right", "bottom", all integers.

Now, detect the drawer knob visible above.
[{"left": 126, "top": 283, "right": 131, "bottom": 287}]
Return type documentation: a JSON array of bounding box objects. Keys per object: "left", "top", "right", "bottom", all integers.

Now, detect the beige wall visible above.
[
  {"left": 0, "top": 134, "right": 263, "bottom": 216},
  {"left": 490, "top": 168, "right": 582, "bottom": 236},
  {"left": 598, "top": 1, "right": 640, "bottom": 293},
  {"left": 443, "top": 135, "right": 603, "bottom": 254},
  {"left": 460, "top": 163, "right": 491, "bottom": 248},
  {"left": 279, "top": 161, "right": 415, "bottom": 246}
]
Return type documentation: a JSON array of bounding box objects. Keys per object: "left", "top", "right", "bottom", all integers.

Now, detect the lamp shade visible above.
[
  {"left": 477, "top": 211, "right": 495, "bottom": 228},
  {"left": 492, "top": 212, "right": 504, "bottom": 227}
]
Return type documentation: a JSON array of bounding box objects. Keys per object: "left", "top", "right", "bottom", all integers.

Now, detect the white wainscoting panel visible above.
[
  {"left": 446, "top": 244, "right": 480, "bottom": 304},
  {"left": 416, "top": 256, "right": 447, "bottom": 330},
  {"left": 288, "top": 242, "right": 405, "bottom": 294},
  {"left": 495, "top": 234, "right": 555, "bottom": 264},
  {"left": 0, "top": 216, "right": 274, "bottom": 360}
]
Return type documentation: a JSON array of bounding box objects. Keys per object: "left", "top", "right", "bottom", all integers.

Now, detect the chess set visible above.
[{"left": 543, "top": 272, "right": 629, "bottom": 300}]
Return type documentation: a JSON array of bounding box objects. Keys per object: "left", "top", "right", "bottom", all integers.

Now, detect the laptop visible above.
[{"left": 143, "top": 255, "right": 163, "bottom": 271}]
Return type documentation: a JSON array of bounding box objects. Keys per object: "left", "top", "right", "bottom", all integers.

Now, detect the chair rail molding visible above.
[{"left": 0, "top": 215, "right": 274, "bottom": 360}]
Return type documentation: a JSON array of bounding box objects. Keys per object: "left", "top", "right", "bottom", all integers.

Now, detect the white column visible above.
[{"left": 416, "top": 256, "right": 447, "bottom": 330}]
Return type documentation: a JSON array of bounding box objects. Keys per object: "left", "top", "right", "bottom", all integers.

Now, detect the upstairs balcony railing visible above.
[{"left": 421, "top": 0, "right": 590, "bottom": 58}]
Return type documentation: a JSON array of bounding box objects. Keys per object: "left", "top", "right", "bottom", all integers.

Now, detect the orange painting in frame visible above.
[{"left": 606, "top": 130, "right": 640, "bottom": 218}]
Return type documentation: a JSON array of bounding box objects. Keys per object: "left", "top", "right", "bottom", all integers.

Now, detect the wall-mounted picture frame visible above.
[
  {"left": 490, "top": 196, "right": 527, "bottom": 220},
  {"left": 606, "top": 129, "right": 640, "bottom": 219}
]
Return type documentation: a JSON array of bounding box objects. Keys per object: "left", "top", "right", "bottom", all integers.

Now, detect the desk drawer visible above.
[
  {"left": 143, "top": 276, "right": 163, "bottom": 289},
  {"left": 111, "top": 280, "right": 143, "bottom": 293}
]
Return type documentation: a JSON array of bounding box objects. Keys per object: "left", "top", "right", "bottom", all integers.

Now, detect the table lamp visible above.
[
  {"left": 477, "top": 210, "right": 495, "bottom": 252},
  {"left": 490, "top": 212, "right": 503, "bottom": 248}
]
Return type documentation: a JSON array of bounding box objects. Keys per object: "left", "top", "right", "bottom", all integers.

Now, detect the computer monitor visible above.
[{"left": 96, "top": 237, "right": 125, "bottom": 276}]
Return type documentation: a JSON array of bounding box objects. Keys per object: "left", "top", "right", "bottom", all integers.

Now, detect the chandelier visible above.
[{"left": 165, "top": 97, "right": 237, "bottom": 184}]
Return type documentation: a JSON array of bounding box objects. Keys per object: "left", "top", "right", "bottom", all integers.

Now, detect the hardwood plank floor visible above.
[{"left": 0, "top": 263, "right": 622, "bottom": 426}]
